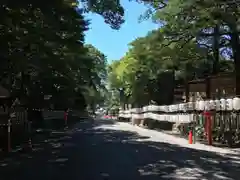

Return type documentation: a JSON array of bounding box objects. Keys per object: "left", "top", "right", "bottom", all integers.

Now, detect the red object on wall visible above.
[
  {"left": 203, "top": 111, "right": 212, "bottom": 145},
  {"left": 64, "top": 112, "right": 68, "bottom": 121},
  {"left": 188, "top": 130, "right": 193, "bottom": 144}
]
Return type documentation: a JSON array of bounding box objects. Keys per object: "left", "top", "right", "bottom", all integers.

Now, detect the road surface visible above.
[{"left": 0, "top": 119, "right": 240, "bottom": 180}]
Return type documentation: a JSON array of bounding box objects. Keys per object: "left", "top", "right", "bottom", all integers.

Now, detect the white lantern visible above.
[
  {"left": 195, "top": 101, "right": 199, "bottom": 111},
  {"left": 181, "top": 114, "right": 184, "bottom": 123},
  {"left": 152, "top": 106, "right": 156, "bottom": 112},
  {"left": 179, "top": 103, "right": 183, "bottom": 111},
  {"left": 150, "top": 105, "right": 154, "bottom": 112},
  {"left": 182, "top": 103, "right": 188, "bottom": 112},
  {"left": 143, "top": 106, "right": 147, "bottom": 112},
  {"left": 189, "top": 114, "right": 194, "bottom": 122},
  {"left": 175, "top": 104, "right": 179, "bottom": 112},
  {"left": 204, "top": 100, "right": 210, "bottom": 111},
  {"left": 162, "top": 105, "right": 166, "bottom": 112},
  {"left": 226, "top": 98, "right": 233, "bottom": 111},
  {"left": 173, "top": 105, "right": 177, "bottom": 112},
  {"left": 186, "top": 114, "right": 190, "bottom": 123},
  {"left": 161, "top": 106, "right": 165, "bottom": 112},
  {"left": 176, "top": 114, "right": 180, "bottom": 123},
  {"left": 165, "top": 114, "right": 169, "bottom": 121},
  {"left": 169, "top": 115, "right": 172, "bottom": 122},
  {"left": 215, "top": 100, "right": 221, "bottom": 111},
  {"left": 178, "top": 114, "right": 182, "bottom": 122},
  {"left": 183, "top": 114, "right": 188, "bottom": 123},
  {"left": 188, "top": 102, "right": 194, "bottom": 111},
  {"left": 158, "top": 106, "right": 162, "bottom": 112},
  {"left": 199, "top": 100, "right": 205, "bottom": 111},
  {"left": 209, "top": 100, "right": 216, "bottom": 110},
  {"left": 179, "top": 114, "right": 183, "bottom": 122},
  {"left": 172, "top": 104, "right": 176, "bottom": 112},
  {"left": 168, "top": 105, "right": 172, "bottom": 112},
  {"left": 220, "top": 98, "right": 226, "bottom": 111},
  {"left": 172, "top": 115, "right": 177, "bottom": 122},
  {"left": 159, "top": 114, "right": 163, "bottom": 121},
  {"left": 166, "top": 105, "right": 169, "bottom": 113},
  {"left": 151, "top": 105, "right": 156, "bottom": 112},
  {"left": 163, "top": 114, "right": 166, "bottom": 121},
  {"left": 145, "top": 106, "right": 148, "bottom": 112},
  {"left": 182, "top": 114, "right": 186, "bottom": 122},
  {"left": 233, "top": 97, "right": 240, "bottom": 110}
]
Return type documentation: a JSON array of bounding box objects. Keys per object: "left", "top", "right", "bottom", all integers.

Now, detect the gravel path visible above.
[{"left": 0, "top": 119, "right": 240, "bottom": 180}]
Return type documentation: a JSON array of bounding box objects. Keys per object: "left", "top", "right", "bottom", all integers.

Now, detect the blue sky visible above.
[{"left": 84, "top": 1, "right": 159, "bottom": 62}]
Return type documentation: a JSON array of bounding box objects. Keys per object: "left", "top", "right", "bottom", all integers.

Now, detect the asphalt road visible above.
[{"left": 0, "top": 119, "right": 240, "bottom": 180}]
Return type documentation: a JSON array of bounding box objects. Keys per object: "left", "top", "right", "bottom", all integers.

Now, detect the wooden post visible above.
[
  {"left": 205, "top": 76, "right": 211, "bottom": 99},
  {"left": 7, "top": 119, "right": 11, "bottom": 152},
  {"left": 28, "top": 121, "right": 32, "bottom": 150},
  {"left": 185, "top": 81, "right": 189, "bottom": 102},
  {"left": 204, "top": 111, "right": 212, "bottom": 145},
  {"left": 188, "top": 130, "right": 193, "bottom": 144}
]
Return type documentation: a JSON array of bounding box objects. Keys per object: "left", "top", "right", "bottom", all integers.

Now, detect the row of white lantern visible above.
[
  {"left": 124, "top": 97, "right": 240, "bottom": 113},
  {"left": 188, "top": 97, "right": 240, "bottom": 111},
  {"left": 158, "top": 97, "right": 240, "bottom": 112},
  {"left": 119, "top": 112, "right": 194, "bottom": 123},
  {"left": 119, "top": 113, "right": 131, "bottom": 118},
  {"left": 143, "top": 113, "right": 193, "bottom": 123}
]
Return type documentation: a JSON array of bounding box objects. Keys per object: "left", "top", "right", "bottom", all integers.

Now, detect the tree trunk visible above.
[
  {"left": 212, "top": 25, "right": 220, "bottom": 74},
  {"left": 229, "top": 25, "right": 240, "bottom": 96}
]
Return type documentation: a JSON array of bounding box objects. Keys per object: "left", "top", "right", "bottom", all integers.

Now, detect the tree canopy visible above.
[
  {"left": 0, "top": 0, "right": 117, "bottom": 111},
  {"left": 107, "top": 0, "right": 237, "bottom": 108},
  {"left": 1, "top": 0, "right": 239, "bottom": 112}
]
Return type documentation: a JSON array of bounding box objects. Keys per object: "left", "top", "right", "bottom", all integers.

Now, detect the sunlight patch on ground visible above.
[
  {"left": 161, "top": 167, "right": 207, "bottom": 179},
  {"left": 138, "top": 163, "right": 207, "bottom": 179},
  {"left": 94, "top": 122, "right": 240, "bottom": 156},
  {"left": 212, "top": 172, "right": 235, "bottom": 180},
  {"left": 51, "top": 143, "right": 62, "bottom": 148},
  {"left": 54, "top": 158, "right": 68, "bottom": 163},
  {"left": 200, "top": 157, "right": 220, "bottom": 164},
  {"left": 100, "top": 173, "right": 109, "bottom": 177}
]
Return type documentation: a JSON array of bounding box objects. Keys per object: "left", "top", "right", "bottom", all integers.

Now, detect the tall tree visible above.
[
  {"left": 108, "top": 26, "right": 234, "bottom": 106},
  {"left": 141, "top": 0, "right": 239, "bottom": 94}
]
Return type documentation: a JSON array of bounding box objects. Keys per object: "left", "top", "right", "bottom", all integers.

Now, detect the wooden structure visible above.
[
  {"left": 0, "top": 85, "right": 10, "bottom": 116},
  {"left": 174, "top": 72, "right": 236, "bottom": 102},
  {"left": 0, "top": 86, "right": 10, "bottom": 98},
  {"left": 174, "top": 85, "right": 185, "bottom": 103},
  {"left": 0, "top": 86, "right": 28, "bottom": 151}
]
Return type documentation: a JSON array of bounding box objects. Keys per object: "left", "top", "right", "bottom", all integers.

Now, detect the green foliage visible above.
[
  {"left": 80, "top": 0, "right": 124, "bottom": 29},
  {"left": 79, "top": 44, "right": 108, "bottom": 112},
  {"left": 0, "top": 0, "right": 113, "bottom": 110},
  {"left": 107, "top": 0, "right": 237, "bottom": 106}
]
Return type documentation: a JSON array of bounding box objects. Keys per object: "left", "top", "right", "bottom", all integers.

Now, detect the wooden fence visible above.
[
  {"left": 0, "top": 108, "right": 70, "bottom": 152},
  {"left": 118, "top": 97, "right": 240, "bottom": 147}
]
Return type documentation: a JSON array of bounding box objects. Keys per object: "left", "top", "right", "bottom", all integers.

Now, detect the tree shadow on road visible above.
[
  {"left": 79, "top": 121, "right": 240, "bottom": 180},
  {"left": 0, "top": 120, "right": 240, "bottom": 180}
]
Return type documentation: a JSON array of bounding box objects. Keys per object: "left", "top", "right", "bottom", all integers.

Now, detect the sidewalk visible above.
[{"left": 98, "top": 122, "right": 240, "bottom": 156}]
